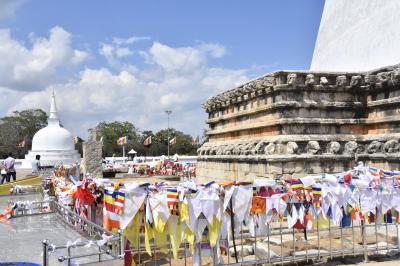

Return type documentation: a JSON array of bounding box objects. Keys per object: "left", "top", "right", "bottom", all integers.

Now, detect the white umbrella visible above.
[{"left": 127, "top": 149, "right": 137, "bottom": 154}]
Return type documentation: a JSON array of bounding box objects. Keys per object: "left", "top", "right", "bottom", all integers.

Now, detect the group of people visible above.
[
  {"left": 0, "top": 153, "right": 16, "bottom": 184},
  {"left": 0, "top": 154, "right": 41, "bottom": 185},
  {"left": 126, "top": 162, "right": 196, "bottom": 177}
]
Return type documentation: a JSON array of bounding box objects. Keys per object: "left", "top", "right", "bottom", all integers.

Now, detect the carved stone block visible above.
[
  {"left": 336, "top": 75, "right": 347, "bottom": 87},
  {"left": 287, "top": 73, "right": 298, "bottom": 86},
  {"left": 286, "top": 141, "right": 299, "bottom": 154},
  {"left": 327, "top": 141, "right": 341, "bottom": 154},
  {"left": 264, "top": 143, "right": 276, "bottom": 155},
  {"left": 320, "top": 76, "right": 329, "bottom": 85},
  {"left": 306, "top": 141, "right": 320, "bottom": 154},
  {"left": 367, "top": 141, "right": 382, "bottom": 154},
  {"left": 305, "top": 74, "right": 315, "bottom": 86},
  {"left": 383, "top": 140, "right": 399, "bottom": 153}
]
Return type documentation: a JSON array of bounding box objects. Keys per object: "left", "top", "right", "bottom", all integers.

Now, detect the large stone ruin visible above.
[
  {"left": 196, "top": 64, "right": 400, "bottom": 181},
  {"left": 82, "top": 129, "right": 103, "bottom": 178}
]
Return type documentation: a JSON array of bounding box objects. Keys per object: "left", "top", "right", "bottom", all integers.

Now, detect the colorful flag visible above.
[
  {"left": 117, "top": 136, "right": 128, "bottom": 145},
  {"left": 369, "top": 167, "right": 384, "bottom": 178},
  {"left": 291, "top": 178, "right": 304, "bottom": 189},
  {"left": 143, "top": 136, "right": 152, "bottom": 146},
  {"left": 16, "top": 140, "right": 25, "bottom": 149},
  {"left": 166, "top": 187, "right": 180, "bottom": 215},
  {"left": 191, "top": 136, "right": 199, "bottom": 145},
  {"left": 169, "top": 137, "right": 176, "bottom": 145},
  {"left": 103, "top": 188, "right": 126, "bottom": 233},
  {"left": 251, "top": 196, "right": 266, "bottom": 214},
  {"left": 0, "top": 206, "right": 13, "bottom": 221}
]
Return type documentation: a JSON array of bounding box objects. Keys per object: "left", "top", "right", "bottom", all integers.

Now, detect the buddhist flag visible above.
[
  {"left": 103, "top": 188, "right": 126, "bottom": 233},
  {"left": 16, "top": 140, "right": 25, "bottom": 149},
  {"left": 117, "top": 136, "right": 128, "bottom": 145},
  {"left": 143, "top": 136, "right": 152, "bottom": 146},
  {"left": 169, "top": 137, "right": 176, "bottom": 145},
  {"left": 191, "top": 136, "right": 199, "bottom": 145},
  {"left": 0, "top": 205, "right": 13, "bottom": 221}
]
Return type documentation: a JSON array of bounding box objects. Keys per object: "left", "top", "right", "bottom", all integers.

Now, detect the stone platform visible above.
[{"left": 197, "top": 64, "right": 400, "bottom": 180}]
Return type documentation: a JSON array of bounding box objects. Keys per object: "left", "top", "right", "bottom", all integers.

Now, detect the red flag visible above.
[
  {"left": 143, "top": 136, "right": 152, "bottom": 146},
  {"left": 191, "top": 136, "right": 199, "bottom": 145},
  {"left": 117, "top": 136, "right": 128, "bottom": 145},
  {"left": 16, "top": 140, "right": 25, "bottom": 149}
]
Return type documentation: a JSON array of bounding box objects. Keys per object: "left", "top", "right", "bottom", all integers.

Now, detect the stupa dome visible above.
[
  {"left": 25, "top": 90, "right": 80, "bottom": 166},
  {"left": 32, "top": 125, "right": 74, "bottom": 151}
]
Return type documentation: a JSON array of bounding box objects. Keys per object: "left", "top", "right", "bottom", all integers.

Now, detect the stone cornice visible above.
[
  {"left": 206, "top": 117, "right": 368, "bottom": 136},
  {"left": 203, "top": 64, "right": 400, "bottom": 112},
  {"left": 206, "top": 100, "right": 363, "bottom": 124},
  {"left": 197, "top": 133, "right": 400, "bottom": 160}
]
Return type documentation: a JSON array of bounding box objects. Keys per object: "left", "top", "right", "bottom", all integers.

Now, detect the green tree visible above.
[
  {"left": 155, "top": 128, "right": 198, "bottom": 156},
  {"left": 0, "top": 109, "right": 48, "bottom": 158},
  {"left": 92, "top": 121, "right": 199, "bottom": 157},
  {"left": 94, "top": 121, "right": 141, "bottom": 157}
]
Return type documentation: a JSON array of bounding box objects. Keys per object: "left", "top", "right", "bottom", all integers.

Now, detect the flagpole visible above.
[
  {"left": 165, "top": 110, "right": 172, "bottom": 160},
  {"left": 123, "top": 145, "right": 125, "bottom": 162}
]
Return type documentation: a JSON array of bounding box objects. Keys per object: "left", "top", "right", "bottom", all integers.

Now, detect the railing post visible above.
[
  {"left": 42, "top": 239, "right": 49, "bottom": 266},
  {"left": 396, "top": 220, "right": 400, "bottom": 249},
  {"left": 119, "top": 229, "right": 124, "bottom": 258},
  {"left": 68, "top": 246, "right": 71, "bottom": 266},
  {"left": 361, "top": 220, "right": 368, "bottom": 262}
]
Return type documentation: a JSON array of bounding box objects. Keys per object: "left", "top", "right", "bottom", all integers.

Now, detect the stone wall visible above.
[
  {"left": 82, "top": 141, "right": 103, "bottom": 178},
  {"left": 197, "top": 64, "right": 400, "bottom": 180}
]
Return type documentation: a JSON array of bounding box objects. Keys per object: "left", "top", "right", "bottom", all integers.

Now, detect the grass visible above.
[{"left": 0, "top": 175, "right": 41, "bottom": 195}]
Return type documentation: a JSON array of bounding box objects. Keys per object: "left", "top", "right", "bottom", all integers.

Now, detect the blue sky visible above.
[{"left": 0, "top": 0, "right": 325, "bottom": 138}]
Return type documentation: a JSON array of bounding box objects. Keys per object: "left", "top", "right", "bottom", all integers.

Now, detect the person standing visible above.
[
  {"left": 31, "top": 155, "right": 41, "bottom": 175},
  {"left": 4, "top": 153, "right": 16, "bottom": 182},
  {"left": 1, "top": 155, "right": 8, "bottom": 184}
]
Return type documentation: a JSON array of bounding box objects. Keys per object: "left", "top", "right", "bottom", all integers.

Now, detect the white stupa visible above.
[{"left": 25, "top": 90, "right": 80, "bottom": 166}]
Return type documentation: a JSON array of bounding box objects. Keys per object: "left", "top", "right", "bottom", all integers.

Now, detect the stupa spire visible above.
[{"left": 48, "top": 88, "right": 60, "bottom": 126}]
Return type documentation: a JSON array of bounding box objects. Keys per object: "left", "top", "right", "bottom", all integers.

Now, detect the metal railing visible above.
[
  {"left": 214, "top": 219, "right": 400, "bottom": 266},
  {"left": 41, "top": 200, "right": 122, "bottom": 265},
  {"left": 8, "top": 199, "right": 400, "bottom": 265},
  {"left": 114, "top": 216, "right": 400, "bottom": 266},
  {"left": 42, "top": 236, "right": 121, "bottom": 266},
  {"left": 7, "top": 197, "right": 122, "bottom": 265},
  {"left": 7, "top": 190, "right": 400, "bottom": 265}
]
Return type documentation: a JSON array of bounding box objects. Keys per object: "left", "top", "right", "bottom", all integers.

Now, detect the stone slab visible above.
[{"left": 293, "top": 249, "right": 329, "bottom": 257}]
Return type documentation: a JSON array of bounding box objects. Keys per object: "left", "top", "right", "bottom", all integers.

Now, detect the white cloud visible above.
[
  {"left": 0, "top": 0, "right": 24, "bottom": 21},
  {"left": 115, "top": 47, "right": 133, "bottom": 58},
  {"left": 198, "top": 42, "right": 227, "bottom": 58},
  {"left": 149, "top": 42, "right": 206, "bottom": 72},
  {"left": 112, "top": 36, "right": 150, "bottom": 45},
  {"left": 0, "top": 26, "right": 89, "bottom": 91},
  {"left": 99, "top": 35, "right": 150, "bottom": 67},
  {"left": 6, "top": 31, "right": 251, "bottom": 138},
  {"left": 71, "top": 49, "right": 89, "bottom": 64}
]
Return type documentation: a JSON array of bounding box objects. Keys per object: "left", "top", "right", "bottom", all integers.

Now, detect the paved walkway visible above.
[{"left": 0, "top": 194, "right": 121, "bottom": 265}]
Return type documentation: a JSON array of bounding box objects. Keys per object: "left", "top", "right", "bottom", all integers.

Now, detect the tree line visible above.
[
  {"left": 93, "top": 121, "right": 199, "bottom": 157},
  {"left": 0, "top": 109, "right": 200, "bottom": 159}
]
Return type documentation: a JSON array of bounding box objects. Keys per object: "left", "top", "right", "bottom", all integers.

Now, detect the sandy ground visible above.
[{"left": 14, "top": 169, "right": 35, "bottom": 180}]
